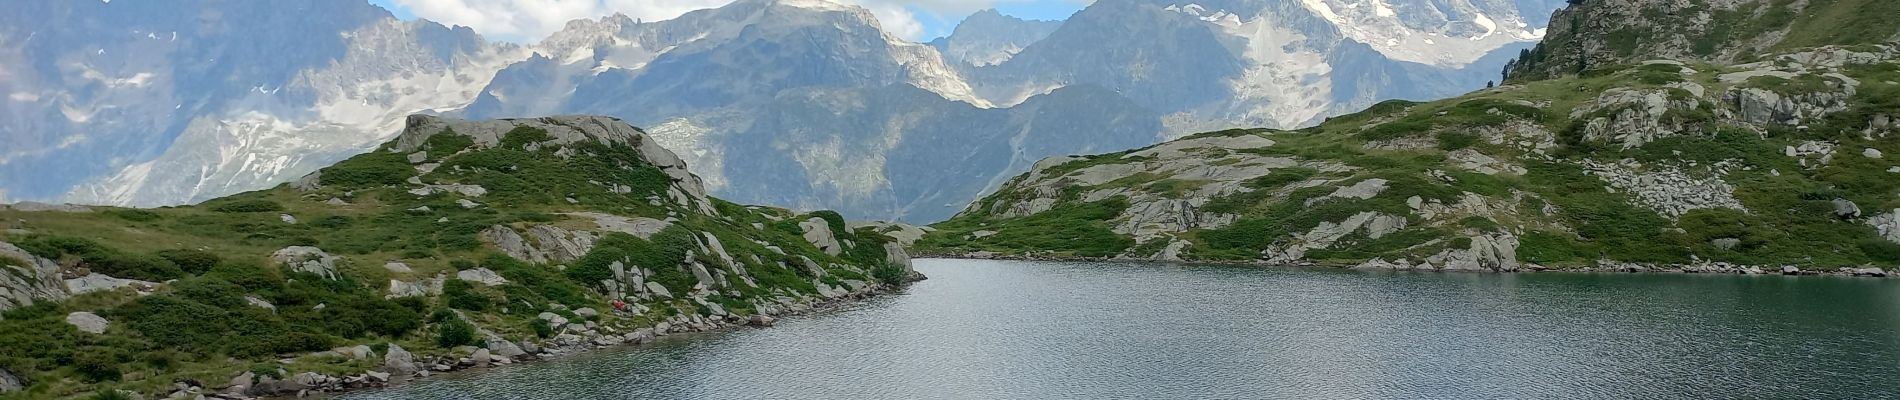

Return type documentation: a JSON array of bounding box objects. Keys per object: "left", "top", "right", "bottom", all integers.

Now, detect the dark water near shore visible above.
[{"left": 339, "top": 259, "right": 1900, "bottom": 399}]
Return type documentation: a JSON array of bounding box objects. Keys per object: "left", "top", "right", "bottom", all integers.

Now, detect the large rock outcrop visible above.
[{"left": 1, "top": 241, "right": 67, "bottom": 314}]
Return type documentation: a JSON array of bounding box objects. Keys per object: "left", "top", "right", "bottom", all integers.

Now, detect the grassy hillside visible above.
[
  {"left": 922, "top": 45, "right": 1900, "bottom": 273},
  {"left": 1507, "top": 0, "right": 1900, "bottom": 81},
  {"left": 0, "top": 116, "right": 915, "bottom": 398}
]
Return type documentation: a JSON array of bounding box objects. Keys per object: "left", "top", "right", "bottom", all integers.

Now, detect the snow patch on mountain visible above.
[{"left": 65, "top": 19, "right": 528, "bottom": 206}]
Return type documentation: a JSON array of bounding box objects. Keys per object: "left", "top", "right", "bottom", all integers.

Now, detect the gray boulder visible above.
[
  {"left": 387, "top": 277, "right": 444, "bottom": 298},
  {"left": 882, "top": 242, "right": 916, "bottom": 280},
  {"left": 644, "top": 282, "right": 674, "bottom": 299},
  {"left": 332, "top": 345, "right": 373, "bottom": 359},
  {"left": 471, "top": 348, "right": 492, "bottom": 368},
  {"left": 246, "top": 296, "right": 276, "bottom": 311},
  {"left": 525, "top": 225, "right": 596, "bottom": 263},
  {"left": 271, "top": 246, "right": 340, "bottom": 280},
  {"left": 384, "top": 344, "right": 418, "bottom": 376},
  {"left": 456, "top": 268, "right": 509, "bottom": 286},
  {"left": 65, "top": 312, "right": 108, "bottom": 334},
  {"left": 64, "top": 273, "right": 154, "bottom": 295},
  {"left": 1, "top": 367, "right": 23, "bottom": 393},
  {"left": 481, "top": 225, "right": 546, "bottom": 263},
  {"left": 798, "top": 217, "right": 843, "bottom": 255},
  {"left": 1833, "top": 198, "right": 1862, "bottom": 219},
  {"left": 573, "top": 307, "right": 599, "bottom": 319},
  {"left": 484, "top": 334, "right": 526, "bottom": 357},
  {"left": 537, "top": 312, "right": 570, "bottom": 328}
]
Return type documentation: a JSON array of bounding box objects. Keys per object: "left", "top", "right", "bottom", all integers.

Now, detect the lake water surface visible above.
[{"left": 339, "top": 259, "right": 1900, "bottom": 399}]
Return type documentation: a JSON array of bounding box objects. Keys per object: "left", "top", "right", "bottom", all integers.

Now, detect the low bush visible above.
[
  {"left": 442, "top": 279, "right": 491, "bottom": 311},
  {"left": 434, "top": 316, "right": 478, "bottom": 348},
  {"left": 15, "top": 236, "right": 186, "bottom": 282},
  {"left": 320, "top": 151, "right": 412, "bottom": 187},
  {"left": 210, "top": 199, "right": 285, "bottom": 213},
  {"left": 156, "top": 249, "right": 222, "bottom": 275}
]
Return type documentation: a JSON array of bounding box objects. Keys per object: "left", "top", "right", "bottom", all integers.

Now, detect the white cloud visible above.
[{"left": 392, "top": 0, "right": 1069, "bottom": 42}]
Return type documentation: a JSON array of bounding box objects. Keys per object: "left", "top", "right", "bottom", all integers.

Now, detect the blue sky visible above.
[{"left": 366, "top": 0, "right": 1087, "bottom": 43}]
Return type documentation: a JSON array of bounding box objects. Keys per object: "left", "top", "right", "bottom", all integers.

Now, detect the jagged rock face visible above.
[{"left": 928, "top": 9, "right": 1063, "bottom": 67}]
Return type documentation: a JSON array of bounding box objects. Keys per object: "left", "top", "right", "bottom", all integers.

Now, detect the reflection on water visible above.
[{"left": 341, "top": 259, "right": 1900, "bottom": 399}]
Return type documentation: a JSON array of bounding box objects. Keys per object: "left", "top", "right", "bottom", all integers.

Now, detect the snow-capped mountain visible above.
[
  {"left": 458, "top": 0, "right": 1160, "bottom": 222},
  {"left": 1294, "top": 0, "right": 1567, "bottom": 67},
  {"left": 4, "top": 0, "right": 1565, "bottom": 224},
  {"left": 0, "top": 0, "right": 525, "bottom": 206},
  {"left": 956, "top": 0, "right": 1556, "bottom": 132}
]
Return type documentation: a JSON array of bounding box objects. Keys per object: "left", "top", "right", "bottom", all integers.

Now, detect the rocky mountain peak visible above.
[{"left": 932, "top": 8, "right": 1063, "bottom": 67}]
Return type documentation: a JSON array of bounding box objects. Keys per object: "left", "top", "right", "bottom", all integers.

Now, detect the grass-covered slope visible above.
[
  {"left": 0, "top": 115, "right": 917, "bottom": 399},
  {"left": 1506, "top": 0, "right": 1900, "bottom": 81},
  {"left": 922, "top": 45, "right": 1900, "bottom": 274}
]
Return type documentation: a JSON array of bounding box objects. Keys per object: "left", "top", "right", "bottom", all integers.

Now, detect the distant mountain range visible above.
[{"left": 1, "top": 0, "right": 1566, "bottom": 223}]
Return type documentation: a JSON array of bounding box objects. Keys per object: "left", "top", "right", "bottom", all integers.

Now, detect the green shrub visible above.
[
  {"left": 73, "top": 348, "right": 124, "bottom": 382},
  {"left": 156, "top": 249, "right": 222, "bottom": 275},
  {"left": 170, "top": 277, "right": 247, "bottom": 308},
  {"left": 434, "top": 316, "right": 478, "bottom": 348},
  {"left": 531, "top": 319, "right": 554, "bottom": 339},
  {"left": 1859, "top": 240, "right": 1900, "bottom": 263},
  {"left": 1437, "top": 132, "right": 1479, "bottom": 151},
  {"left": 483, "top": 254, "right": 590, "bottom": 307},
  {"left": 205, "top": 262, "right": 283, "bottom": 292},
  {"left": 499, "top": 126, "right": 554, "bottom": 149},
  {"left": 941, "top": 196, "right": 1135, "bottom": 257},
  {"left": 91, "top": 390, "right": 133, "bottom": 400},
  {"left": 442, "top": 279, "right": 491, "bottom": 311},
  {"left": 871, "top": 263, "right": 908, "bottom": 284},
  {"left": 320, "top": 151, "right": 413, "bottom": 187},
  {"left": 120, "top": 295, "right": 228, "bottom": 351},
  {"left": 15, "top": 236, "right": 186, "bottom": 282},
  {"left": 107, "top": 209, "right": 163, "bottom": 222},
  {"left": 210, "top": 199, "right": 285, "bottom": 213},
  {"left": 312, "top": 216, "right": 353, "bottom": 229}
]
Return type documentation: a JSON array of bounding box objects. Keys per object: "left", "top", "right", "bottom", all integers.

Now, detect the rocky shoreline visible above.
[
  {"left": 149, "top": 281, "right": 916, "bottom": 400},
  {"left": 918, "top": 252, "right": 1893, "bottom": 278}
]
